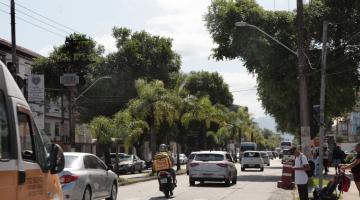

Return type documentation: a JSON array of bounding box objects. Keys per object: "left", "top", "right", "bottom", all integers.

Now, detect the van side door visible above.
[
  {"left": 16, "top": 106, "right": 49, "bottom": 200},
  {"left": 0, "top": 90, "right": 17, "bottom": 200}
]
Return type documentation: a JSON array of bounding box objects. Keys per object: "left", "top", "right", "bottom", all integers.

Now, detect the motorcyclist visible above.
[{"left": 154, "top": 144, "right": 177, "bottom": 186}]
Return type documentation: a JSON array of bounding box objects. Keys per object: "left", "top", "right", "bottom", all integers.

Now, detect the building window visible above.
[
  {"left": 44, "top": 123, "right": 51, "bottom": 136},
  {"left": 55, "top": 122, "right": 60, "bottom": 137}
]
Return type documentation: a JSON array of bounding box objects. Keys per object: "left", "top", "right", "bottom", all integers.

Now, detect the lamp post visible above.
[
  {"left": 235, "top": 21, "right": 312, "bottom": 157},
  {"left": 69, "top": 76, "right": 112, "bottom": 146}
]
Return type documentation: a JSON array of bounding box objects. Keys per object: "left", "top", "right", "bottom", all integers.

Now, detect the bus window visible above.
[{"left": 0, "top": 90, "right": 9, "bottom": 159}]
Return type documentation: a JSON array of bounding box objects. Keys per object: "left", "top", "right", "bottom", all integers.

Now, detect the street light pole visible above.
[{"left": 69, "top": 76, "right": 111, "bottom": 146}]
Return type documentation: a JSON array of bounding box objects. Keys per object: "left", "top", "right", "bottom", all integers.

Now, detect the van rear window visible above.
[
  {"left": 244, "top": 152, "right": 260, "bottom": 158},
  {"left": 0, "top": 90, "right": 9, "bottom": 159}
]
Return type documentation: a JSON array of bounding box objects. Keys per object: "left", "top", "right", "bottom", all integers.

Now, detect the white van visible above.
[{"left": 0, "top": 61, "right": 65, "bottom": 200}]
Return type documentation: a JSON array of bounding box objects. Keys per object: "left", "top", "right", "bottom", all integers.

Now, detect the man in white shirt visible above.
[{"left": 290, "top": 147, "right": 310, "bottom": 200}]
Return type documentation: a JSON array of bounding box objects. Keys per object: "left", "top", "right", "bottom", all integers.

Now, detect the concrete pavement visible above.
[{"left": 117, "top": 158, "right": 293, "bottom": 200}]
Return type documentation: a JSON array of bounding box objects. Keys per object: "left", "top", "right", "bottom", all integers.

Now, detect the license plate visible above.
[{"left": 160, "top": 178, "right": 168, "bottom": 184}]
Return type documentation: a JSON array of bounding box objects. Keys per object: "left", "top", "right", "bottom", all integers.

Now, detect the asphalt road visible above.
[{"left": 117, "top": 158, "right": 293, "bottom": 200}]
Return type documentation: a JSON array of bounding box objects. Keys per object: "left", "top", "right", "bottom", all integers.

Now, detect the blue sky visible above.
[{"left": 0, "top": 0, "right": 306, "bottom": 126}]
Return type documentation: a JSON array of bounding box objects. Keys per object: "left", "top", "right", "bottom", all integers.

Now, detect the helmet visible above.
[{"left": 159, "top": 144, "right": 168, "bottom": 152}]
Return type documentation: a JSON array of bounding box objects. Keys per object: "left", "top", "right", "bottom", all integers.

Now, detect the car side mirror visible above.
[{"left": 49, "top": 144, "right": 65, "bottom": 174}]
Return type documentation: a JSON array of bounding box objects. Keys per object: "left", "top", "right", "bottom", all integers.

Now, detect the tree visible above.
[
  {"left": 205, "top": 0, "right": 360, "bottom": 136},
  {"left": 78, "top": 27, "right": 181, "bottom": 122},
  {"left": 32, "top": 33, "right": 104, "bottom": 95},
  {"left": 90, "top": 116, "right": 114, "bottom": 166},
  {"left": 128, "top": 79, "right": 181, "bottom": 156},
  {"left": 113, "top": 109, "right": 149, "bottom": 154},
  {"left": 184, "top": 71, "right": 233, "bottom": 107}
]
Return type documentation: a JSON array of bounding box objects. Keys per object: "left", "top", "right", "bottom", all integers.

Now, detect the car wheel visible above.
[
  {"left": 82, "top": 187, "right": 92, "bottom": 200},
  {"left": 260, "top": 167, "right": 264, "bottom": 172},
  {"left": 268, "top": 163, "right": 270, "bottom": 166},
  {"left": 232, "top": 178, "right": 237, "bottom": 184},
  {"left": 186, "top": 170, "right": 189, "bottom": 175},
  {"left": 106, "top": 182, "right": 117, "bottom": 200},
  {"left": 189, "top": 178, "right": 195, "bottom": 186},
  {"left": 131, "top": 166, "right": 135, "bottom": 174},
  {"left": 200, "top": 180, "right": 204, "bottom": 184},
  {"left": 139, "top": 169, "right": 142, "bottom": 173},
  {"left": 241, "top": 167, "right": 245, "bottom": 171},
  {"left": 225, "top": 179, "right": 231, "bottom": 187}
]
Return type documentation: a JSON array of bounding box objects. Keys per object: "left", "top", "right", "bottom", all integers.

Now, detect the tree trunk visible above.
[
  {"left": 150, "top": 126, "right": 157, "bottom": 157},
  {"left": 103, "top": 144, "right": 111, "bottom": 167}
]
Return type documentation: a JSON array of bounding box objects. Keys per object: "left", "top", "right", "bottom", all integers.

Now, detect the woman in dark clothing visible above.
[{"left": 341, "top": 143, "right": 360, "bottom": 197}]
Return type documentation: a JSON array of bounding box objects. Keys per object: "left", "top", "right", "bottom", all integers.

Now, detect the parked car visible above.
[
  {"left": 241, "top": 151, "right": 264, "bottom": 171},
  {"left": 267, "top": 151, "right": 274, "bottom": 160},
  {"left": 60, "top": 152, "right": 118, "bottom": 200},
  {"left": 188, "top": 151, "right": 237, "bottom": 186},
  {"left": 186, "top": 152, "right": 199, "bottom": 175},
  {"left": 110, "top": 153, "right": 128, "bottom": 173},
  {"left": 174, "top": 153, "right": 188, "bottom": 164},
  {"left": 260, "top": 152, "right": 270, "bottom": 166},
  {"left": 281, "top": 149, "right": 294, "bottom": 164},
  {"left": 118, "top": 154, "right": 145, "bottom": 174}
]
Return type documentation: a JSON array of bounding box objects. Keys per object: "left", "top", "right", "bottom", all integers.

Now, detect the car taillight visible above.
[
  {"left": 159, "top": 171, "right": 168, "bottom": 176},
  {"left": 216, "top": 163, "right": 228, "bottom": 168},
  {"left": 190, "top": 163, "right": 199, "bottom": 167},
  {"left": 60, "top": 174, "right": 79, "bottom": 184}
]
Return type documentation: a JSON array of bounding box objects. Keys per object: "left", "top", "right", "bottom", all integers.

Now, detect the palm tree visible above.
[
  {"left": 113, "top": 109, "right": 149, "bottom": 154},
  {"left": 128, "top": 79, "right": 181, "bottom": 156},
  {"left": 90, "top": 116, "right": 114, "bottom": 166}
]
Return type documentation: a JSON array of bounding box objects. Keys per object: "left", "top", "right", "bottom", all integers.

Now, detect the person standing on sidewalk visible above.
[
  {"left": 290, "top": 147, "right": 311, "bottom": 200},
  {"left": 341, "top": 143, "right": 360, "bottom": 197},
  {"left": 332, "top": 145, "right": 344, "bottom": 173},
  {"left": 323, "top": 147, "right": 329, "bottom": 175}
]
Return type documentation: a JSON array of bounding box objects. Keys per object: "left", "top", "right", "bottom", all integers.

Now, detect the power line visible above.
[
  {"left": 0, "top": 7, "right": 65, "bottom": 38},
  {"left": 14, "top": 1, "right": 79, "bottom": 33},
  {"left": 0, "top": 2, "right": 71, "bottom": 35}
]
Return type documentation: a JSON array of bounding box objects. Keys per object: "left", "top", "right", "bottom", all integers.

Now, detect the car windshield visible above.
[
  {"left": 194, "top": 154, "right": 224, "bottom": 161},
  {"left": 244, "top": 152, "right": 260, "bottom": 158},
  {"left": 65, "top": 155, "right": 82, "bottom": 169},
  {"left": 241, "top": 145, "right": 256, "bottom": 151},
  {"left": 189, "top": 153, "right": 196, "bottom": 160},
  {"left": 111, "top": 153, "right": 126, "bottom": 162},
  {"left": 121, "top": 155, "right": 132, "bottom": 161}
]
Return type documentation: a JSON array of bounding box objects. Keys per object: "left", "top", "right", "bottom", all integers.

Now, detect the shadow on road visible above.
[
  {"left": 236, "top": 174, "right": 281, "bottom": 182},
  {"left": 191, "top": 182, "right": 236, "bottom": 188},
  {"left": 266, "top": 166, "right": 283, "bottom": 170},
  {"left": 149, "top": 196, "right": 174, "bottom": 200}
]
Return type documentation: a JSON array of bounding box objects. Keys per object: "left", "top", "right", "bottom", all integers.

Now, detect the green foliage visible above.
[
  {"left": 184, "top": 71, "right": 233, "bottom": 107},
  {"left": 78, "top": 27, "right": 181, "bottom": 122},
  {"left": 32, "top": 33, "right": 104, "bottom": 92},
  {"left": 205, "top": 0, "right": 360, "bottom": 136},
  {"left": 89, "top": 116, "right": 114, "bottom": 145}
]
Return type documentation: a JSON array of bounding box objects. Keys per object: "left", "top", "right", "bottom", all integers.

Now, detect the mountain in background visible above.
[{"left": 254, "top": 116, "right": 277, "bottom": 132}]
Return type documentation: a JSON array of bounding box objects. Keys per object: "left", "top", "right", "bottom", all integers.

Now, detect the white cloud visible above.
[{"left": 94, "top": 34, "right": 117, "bottom": 55}]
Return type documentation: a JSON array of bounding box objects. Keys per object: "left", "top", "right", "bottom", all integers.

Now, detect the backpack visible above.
[{"left": 300, "top": 155, "right": 315, "bottom": 178}]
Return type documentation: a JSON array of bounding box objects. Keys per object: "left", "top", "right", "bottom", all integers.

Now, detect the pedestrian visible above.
[
  {"left": 290, "top": 146, "right": 310, "bottom": 200},
  {"left": 323, "top": 147, "right": 329, "bottom": 175},
  {"left": 332, "top": 145, "right": 343, "bottom": 174},
  {"left": 314, "top": 151, "right": 320, "bottom": 176},
  {"left": 341, "top": 143, "right": 360, "bottom": 197}
]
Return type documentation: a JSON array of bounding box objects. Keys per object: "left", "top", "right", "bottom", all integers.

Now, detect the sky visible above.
[{"left": 0, "top": 0, "right": 307, "bottom": 129}]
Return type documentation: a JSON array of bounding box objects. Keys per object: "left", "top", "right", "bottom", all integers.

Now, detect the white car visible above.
[
  {"left": 60, "top": 152, "right": 118, "bottom": 200},
  {"left": 174, "top": 153, "right": 188, "bottom": 164},
  {"left": 241, "top": 151, "right": 264, "bottom": 171},
  {"left": 188, "top": 151, "right": 237, "bottom": 186},
  {"left": 186, "top": 152, "right": 199, "bottom": 175},
  {"left": 260, "top": 152, "right": 270, "bottom": 166}
]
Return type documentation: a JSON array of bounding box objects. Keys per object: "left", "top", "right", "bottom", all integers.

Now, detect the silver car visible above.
[{"left": 60, "top": 152, "right": 118, "bottom": 200}]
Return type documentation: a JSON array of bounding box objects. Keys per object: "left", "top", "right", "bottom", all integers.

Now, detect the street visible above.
[{"left": 117, "top": 159, "right": 293, "bottom": 200}]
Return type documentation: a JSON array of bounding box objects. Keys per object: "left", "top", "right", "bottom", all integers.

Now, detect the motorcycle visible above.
[{"left": 157, "top": 170, "right": 175, "bottom": 198}]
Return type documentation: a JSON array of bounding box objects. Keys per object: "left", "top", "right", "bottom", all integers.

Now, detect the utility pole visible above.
[
  {"left": 10, "top": 0, "right": 17, "bottom": 78},
  {"left": 319, "top": 21, "right": 329, "bottom": 188},
  {"left": 297, "top": 0, "right": 311, "bottom": 157}
]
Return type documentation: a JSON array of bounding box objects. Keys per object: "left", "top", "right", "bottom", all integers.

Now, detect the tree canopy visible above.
[
  {"left": 184, "top": 71, "right": 233, "bottom": 107},
  {"left": 205, "top": 0, "right": 360, "bottom": 136}
]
